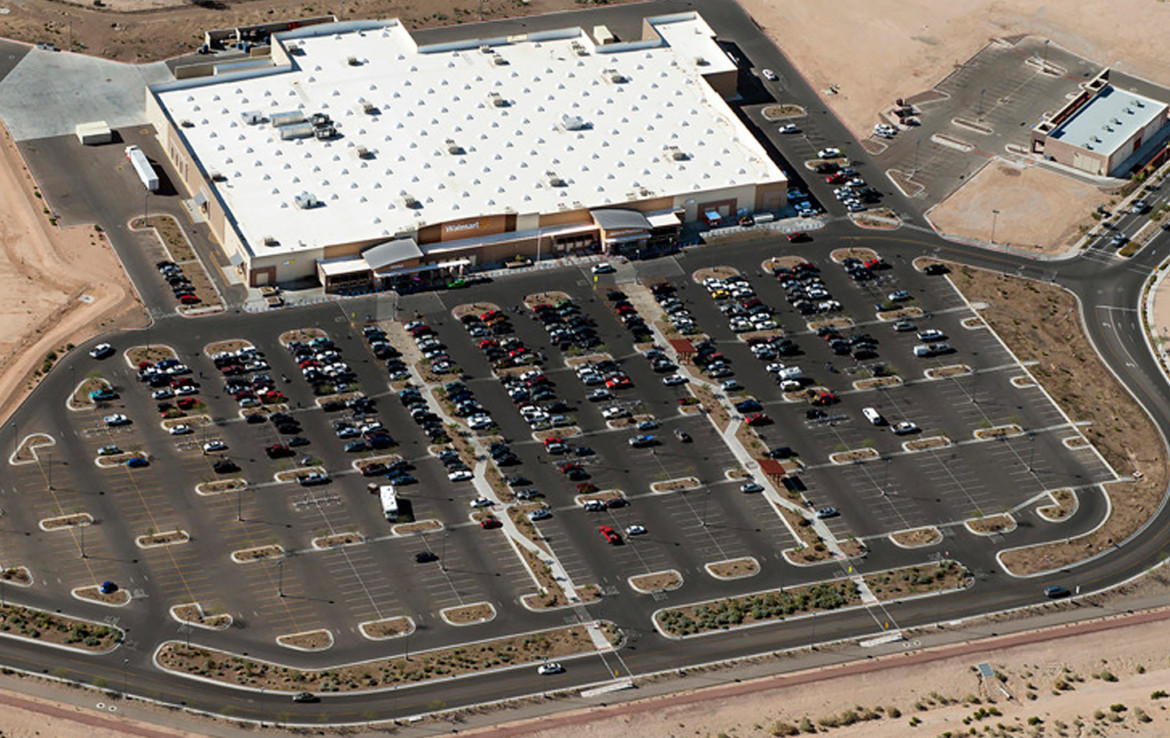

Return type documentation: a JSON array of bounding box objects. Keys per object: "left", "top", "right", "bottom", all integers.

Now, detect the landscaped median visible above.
[
  {"left": 154, "top": 621, "right": 621, "bottom": 692},
  {"left": 654, "top": 561, "right": 969, "bottom": 638},
  {"left": 0, "top": 601, "right": 122, "bottom": 652}
]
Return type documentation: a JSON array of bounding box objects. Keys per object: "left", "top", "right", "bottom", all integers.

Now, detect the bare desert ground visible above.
[
  {"left": 0, "top": 127, "right": 145, "bottom": 426},
  {"left": 928, "top": 162, "right": 1103, "bottom": 254},
  {"left": 742, "top": 0, "right": 1170, "bottom": 140}
]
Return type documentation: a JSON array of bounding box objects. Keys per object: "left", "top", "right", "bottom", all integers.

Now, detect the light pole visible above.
[
  {"left": 79, "top": 520, "right": 86, "bottom": 559},
  {"left": 277, "top": 558, "right": 285, "bottom": 598},
  {"left": 122, "top": 657, "right": 129, "bottom": 697},
  {"left": 440, "top": 531, "right": 449, "bottom": 572},
  {"left": 700, "top": 488, "right": 710, "bottom": 527},
  {"left": 1027, "top": 432, "right": 1037, "bottom": 473},
  {"left": 990, "top": 209, "right": 1001, "bottom": 244},
  {"left": 237, "top": 484, "right": 244, "bottom": 522}
]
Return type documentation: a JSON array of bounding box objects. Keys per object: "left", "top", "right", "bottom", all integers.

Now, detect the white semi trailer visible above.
[{"left": 125, "top": 145, "right": 159, "bottom": 191}]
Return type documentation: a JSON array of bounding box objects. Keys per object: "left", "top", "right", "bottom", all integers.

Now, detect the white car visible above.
[
  {"left": 662, "top": 374, "right": 689, "bottom": 386},
  {"left": 89, "top": 343, "right": 114, "bottom": 359},
  {"left": 469, "top": 496, "right": 494, "bottom": 508},
  {"left": 892, "top": 421, "right": 919, "bottom": 436},
  {"left": 740, "top": 482, "right": 764, "bottom": 493},
  {"left": 151, "top": 388, "right": 175, "bottom": 400},
  {"left": 916, "top": 329, "right": 947, "bottom": 342},
  {"left": 625, "top": 524, "right": 647, "bottom": 536},
  {"left": 103, "top": 413, "right": 130, "bottom": 426},
  {"left": 765, "top": 363, "right": 788, "bottom": 374},
  {"left": 587, "top": 388, "right": 612, "bottom": 402},
  {"left": 202, "top": 440, "right": 227, "bottom": 453},
  {"left": 761, "top": 68, "right": 777, "bottom": 81},
  {"left": 537, "top": 662, "right": 564, "bottom": 675},
  {"left": 467, "top": 414, "right": 495, "bottom": 430},
  {"left": 601, "top": 405, "right": 629, "bottom": 420},
  {"left": 778, "top": 123, "right": 799, "bottom": 134},
  {"left": 449, "top": 470, "right": 474, "bottom": 482},
  {"left": 168, "top": 424, "right": 192, "bottom": 436},
  {"left": 175, "top": 385, "right": 198, "bottom": 396},
  {"left": 527, "top": 507, "right": 552, "bottom": 521},
  {"left": 720, "top": 379, "right": 742, "bottom": 391},
  {"left": 591, "top": 262, "right": 615, "bottom": 275},
  {"left": 818, "top": 147, "right": 842, "bottom": 159}
]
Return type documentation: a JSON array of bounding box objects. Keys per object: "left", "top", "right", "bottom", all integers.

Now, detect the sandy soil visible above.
[
  {"left": 742, "top": 0, "right": 1170, "bottom": 139},
  {"left": 0, "top": 690, "right": 204, "bottom": 738},
  {"left": 0, "top": 126, "right": 145, "bottom": 427},
  {"left": 928, "top": 163, "right": 1103, "bottom": 253},
  {"left": 468, "top": 609, "right": 1170, "bottom": 738}
]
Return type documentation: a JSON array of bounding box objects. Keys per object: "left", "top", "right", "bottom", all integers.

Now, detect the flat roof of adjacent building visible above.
[
  {"left": 1048, "top": 85, "right": 1167, "bottom": 154},
  {"left": 152, "top": 13, "right": 783, "bottom": 259}
]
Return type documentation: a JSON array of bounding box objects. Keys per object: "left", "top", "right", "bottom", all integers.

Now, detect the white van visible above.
[{"left": 862, "top": 407, "right": 885, "bottom": 426}]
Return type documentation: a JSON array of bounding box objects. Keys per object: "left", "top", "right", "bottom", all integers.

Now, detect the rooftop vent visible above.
[
  {"left": 561, "top": 114, "right": 588, "bottom": 131},
  {"left": 293, "top": 192, "right": 318, "bottom": 209}
]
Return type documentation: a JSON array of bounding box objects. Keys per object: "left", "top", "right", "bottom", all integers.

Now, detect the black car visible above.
[
  {"left": 505, "top": 475, "right": 532, "bottom": 487},
  {"left": 292, "top": 692, "right": 319, "bottom": 703},
  {"left": 414, "top": 551, "right": 439, "bottom": 564},
  {"left": 288, "top": 436, "right": 310, "bottom": 447}
]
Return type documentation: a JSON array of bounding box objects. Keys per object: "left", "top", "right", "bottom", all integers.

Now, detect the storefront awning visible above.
[
  {"left": 591, "top": 208, "right": 652, "bottom": 231},
  {"left": 376, "top": 258, "right": 471, "bottom": 277},
  {"left": 317, "top": 256, "right": 370, "bottom": 277},
  {"left": 646, "top": 211, "right": 682, "bottom": 229},
  {"left": 363, "top": 237, "right": 423, "bottom": 271}
]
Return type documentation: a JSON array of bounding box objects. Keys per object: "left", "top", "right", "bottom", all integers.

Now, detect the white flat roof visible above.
[
  {"left": 1049, "top": 85, "right": 1167, "bottom": 155},
  {"left": 154, "top": 13, "right": 782, "bottom": 259}
]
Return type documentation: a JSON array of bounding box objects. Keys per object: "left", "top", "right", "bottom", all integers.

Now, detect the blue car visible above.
[
  {"left": 386, "top": 473, "right": 416, "bottom": 485},
  {"left": 344, "top": 440, "right": 369, "bottom": 453},
  {"left": 89, "top": 388, "right": 118, "bottom": 401},
  {"left": 734, "top": 399, "right": 762, "bottom": 413},
  {"left": 126, "top": 456, "right": 149, "bottom": 468}
]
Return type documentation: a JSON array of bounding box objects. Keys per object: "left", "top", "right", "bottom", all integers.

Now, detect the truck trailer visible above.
[
  {"left": 379, "top": 484, "right": 399, "bottom": 521},
  {"left": 125, "top": 145, "right": 159, "bottom": 191}
]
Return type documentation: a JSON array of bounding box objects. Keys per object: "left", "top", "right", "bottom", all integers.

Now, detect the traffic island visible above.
[
  {"left": 1037, "top": 489, "right": 1078, "bottom": 522},
  {"left": 688, "top": 384, "right": 730, "bottom": 431},
  {"left": 67, "top": 376, "right": 113, "bottom": 411},
  {"left": 0, "top": 602, "right": 121, "bottom": 652},
  {"left": 392, "top": 520, "right": 441, "bottom": 537},
  {"left": 230, "top": 545, "right": 284, "bottom": 564},
  {"left": 278, "top": 328, "right": 326, "bottom": 347},
  {"left": 311, "top": 531, "right": 365, "bottom": 550},
  {"left": 889, "top": 526, "right": 943, "bottom": 549},
  {"left": 829, "top": 447, "right": 880, "bottom": 465},
  {"left": 204, "top": 339, "right": 254, "bottom": 356},
  {"left": 829, "top": 247, "right": 879, "bottom": 264},
  {"left": 358, "top": 616, "right": 415, "bottom": 641},
  {"left": 274, "top": 467, "right": 326, "bottom": 484},
  {"left": 10, "top": 433, "right": 54, "bottom": 465},
  {"left": 853, "top": 375, "right": 903, "bottom": 391},
  {"left": 73, "top": 585, "right": 131, "bottom": 607},
  {"left": 277, "top": 629, "right": 333, "bottom": 652},
  {"left": 156, "top": 622, "right": 618, "bottom": 690},
  {"left": 170, "top": 603, "right": 232, "bottom": 631},
  {"left": 195, "top": 478, "right": 246, "bottom": 496},
  {"left": 524, "top": 291, "right": 571, "bottom": 310},
  {"left": 39, "top": 512, "right": 93, "bottom": 531},
  {"left": 903, "top": 435, "right": 952, "bottom": 452},
  {"left": 965, "top": 513, "right": 1016, "bottom": 536},
  {"left": 875, "top": 306, "right": 924, "bottom": 322},
  {"left": 705, "top": 557, "right": 760, "bottom": 581},
  {"left": 764, "top": 256, "right": 816, "bottom": 273},
  {"left": 650, "top": 476, "right": 700, "bottom": 494},
  {"left": 440, "top": 602, "right": 496, "bottom": 627},
  {"left": 136, "top": 530, "right": 190, "bottom": 549},
  {"left": 0, "top": 567, "right": 32, "bottom": 587},
  {"left": 95, "top": 452, "right": 144, "bottom": 469},
  {"left": 1011, "top": 374, "right": 1036, "bottom": 388},
  {"left": 925, "top": 364, "right": 973, "bottom": 379},
  {"left": 451, "top": 302, "right": 501, "bottom": 321},
  {"left": 865, "top": 561, "right": 970, "bottom": 600},
  {"left": 850, "top": 208, "right": 902, "bottom": 229},
  {"left": 629, "top": 570, "right": 683, "bottom": 594},
  {"left": 974, "top": 424, "right": 1024, "bottom": 440},
  {"left": 123, "top": 344, "right": 177, "bottom": 368},
  {"left": 515, "top": 543, "right": 571, "bottom": 609}
]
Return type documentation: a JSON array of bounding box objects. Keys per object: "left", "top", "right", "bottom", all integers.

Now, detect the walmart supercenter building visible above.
[{"left": 146, "top": 13, "right": 786, "bottom": 291}]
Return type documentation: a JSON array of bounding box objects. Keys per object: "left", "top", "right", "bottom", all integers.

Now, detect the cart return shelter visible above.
[
  {"left": 146, "top": 13, "right": 787, "bottom": 290},
  {"left": 1031, "top": 70, "right": 1170, "bottom": 177}
]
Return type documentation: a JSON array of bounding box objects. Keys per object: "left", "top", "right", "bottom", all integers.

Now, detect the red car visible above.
[
  {"left": 826, "top": 173, "right": 847, "bottom": 184},
  {"left": 479, "top": 516, "right": 503, "bottom": 530},
  {"left": 811, "top": 391, "right": 838, "bottom": 406},
  {"left": 787, "top": 232, "right": 809, "bottom": 243},
  {"left": 599, "top": 525, "right": 622, "bottom": 545},
  {"left": 605, "top": 375, "right": 632, "bottom": 389},
  {"left": 744, "top": 412, "right": 771, "bottom": 426},
  {"left": 543, "top": 436, "right": 564, "bottom": 447},
  {"left": 558, "top": 462, "right": 582, "bottom": 474},
  {"left": 265, "top": 444, "right": 294, "bottom": 459},
  {"left": 176, "top": 397, "right": 198, "bottom": 410},
  {"left": 179, "top": 294, "right": 201, "bottom": 305}
]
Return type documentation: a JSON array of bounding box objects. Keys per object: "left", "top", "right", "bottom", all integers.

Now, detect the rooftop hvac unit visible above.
[
  {"left": 561, "top": 114, "right": 587, "bottom": 130},
  {"left": 314, "top": 125, "right": 337, "bottom": 140},
  {"left": 480, "top": 45, "right": 493, "bottom": 54},
  {"left": 1135, "top": 99, "right": 1146, "bottom": 108},
  {"left": 180, "top": 120, "right": 194, "bottom": 128},
  {"left": 571, "top": 41, "right": 588, "bottom": 56},
  {"left": 293, "top": 192, "right": 318, "bottom": 209},
  {"left": 355, "top": 146, "right": 372, "bottom": 159},
  {"left": 604, "top": 69, "right": 628, "bottom": 84},
  {"left": 694, "top": 56, "right": 709, "bottom": 66},
  {"left": 488, "top": 92, "right": 509, "bottom": 108},
  {"left": 263, "top": 236, "right": 279, "bottom": 247},
  {"left": 546, "top": 172, "right": 566, "bottom": 187},
  {"left": 665, "top": 145, "right": 689, "bottom": 161},
  {"left": 347, "top": 56, "right": 361, "bottom": 66},
  {"left": 270, "top": 110, "right": 306, "bottom": 128},
  {"left": 210, "top": 171, "right": 226, "bottom": 182},
  {"left": 241, "top": 110, "right": 263, "bottom": 125},
  {"left": 361, "top": 101, "right": 378, "bottom": 114},
  {"left": 309, "top": 112, "right": 332, "bottom": 127},
  {"left": 492, "top": 55, "right": 508, "bottom": 66},
  {"left": 404, "top": 195, "right": 420, "bottom": 209},
  {"left": 279, "top": 122, "right": 315, "bottom": 140},
  {"left": 446, "top": 139, "right": 464, "bottom": 154}
]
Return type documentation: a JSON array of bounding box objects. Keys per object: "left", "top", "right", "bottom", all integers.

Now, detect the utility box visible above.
[{"left": 76, "top": 121, "right": 111, "bottom": 145}]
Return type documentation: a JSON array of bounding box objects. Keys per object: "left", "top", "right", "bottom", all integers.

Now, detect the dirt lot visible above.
[
  {"left": 0, "top": 127, "right": 144, "bottom": 428},
  {"left": 742, "top": 0, "right": 1170, "bottom": 140},
  {"left": 928, "top": 164, "right": 1103, "bottom": 254}
]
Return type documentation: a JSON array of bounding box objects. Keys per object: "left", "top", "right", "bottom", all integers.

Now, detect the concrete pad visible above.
[{"left": 0, "top": 50, "right": 171, "bottom": 141}]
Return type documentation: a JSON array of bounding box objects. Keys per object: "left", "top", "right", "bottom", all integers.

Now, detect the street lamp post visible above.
[
  {"left": 122, "top": 657, "right": 129, "bottom": 697},
  {"left": 79, "top": 521, "right": 86, "bottom": 559},
  {"left": 990, "top": 209, "right": 1001, "bottom": 244},
  {"left": 700, "top": 488, "right": 711, "bottom": 527},
  {"left": 277, "top": 558, "right": 285, "bottom": 598}
]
